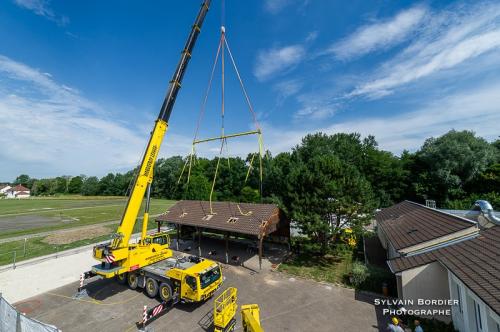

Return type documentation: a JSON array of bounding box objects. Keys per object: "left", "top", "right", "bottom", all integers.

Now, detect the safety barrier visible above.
[{"left": 0, "top": 293, "right": 60, "bottom": 332}]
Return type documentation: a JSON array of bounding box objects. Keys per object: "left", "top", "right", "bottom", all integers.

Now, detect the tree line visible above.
[{"left": 11, "top": 130, "right": 499, "bottom": 250}]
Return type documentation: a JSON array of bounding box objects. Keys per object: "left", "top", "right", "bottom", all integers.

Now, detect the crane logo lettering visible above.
[{"left": 143, "top": 145, "right": 158, "bottom": 176}]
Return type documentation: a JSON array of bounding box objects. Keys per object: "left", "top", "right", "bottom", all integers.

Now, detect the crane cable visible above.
[{"left": 177, "top": 4, "right": 263, "bottom": 216}]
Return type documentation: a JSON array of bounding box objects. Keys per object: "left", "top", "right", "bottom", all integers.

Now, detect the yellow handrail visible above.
[{"left": 214, "top": 287, "right": 238, "bottom": 331}]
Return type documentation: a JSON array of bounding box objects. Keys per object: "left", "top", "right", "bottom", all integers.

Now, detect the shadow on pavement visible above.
[{"left": 355, "top": 290, "right": 390, "bottom": 332}]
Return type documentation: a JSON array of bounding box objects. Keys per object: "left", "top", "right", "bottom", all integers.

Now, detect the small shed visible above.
[{"left": 156, "top": 200, "right": 289, "bottom": 269}]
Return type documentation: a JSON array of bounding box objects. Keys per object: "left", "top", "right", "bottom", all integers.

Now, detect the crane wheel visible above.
[
  {"left": 145, "top": 278, "right": 159, "bottom": 298},
  {"left": 128, "top": 273, "right": 139, "bottom": 290},
  {"left": 116, "top": 273, "right": 127, "bottom": 285},
  {"left": 159, "top": 282, "right": 172, "bottom": 301}
]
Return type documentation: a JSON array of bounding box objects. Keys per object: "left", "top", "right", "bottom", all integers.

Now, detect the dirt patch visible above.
[{"left": 42, "top": 225, "right": 111, "bottom": 245}]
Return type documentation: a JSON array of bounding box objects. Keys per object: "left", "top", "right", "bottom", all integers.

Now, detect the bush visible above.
[
  {"left": 356, "top": 264, "right": 397, "bottom": 296},
  {"left": 350, "top": 261, "right": 369, "bottom": 287}
]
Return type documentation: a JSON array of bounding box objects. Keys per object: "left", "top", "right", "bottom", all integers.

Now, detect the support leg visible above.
[
  {"left": 198, "top": 228, "right": 202, "bottom": 257},
  {"left": 258, "top": 236, "right": 264, "bottom": 270},
  {"left": 176, "top": 225, "right": 180, "bottom": 251},
  {"left": 225, "top": 233, "right": 229, "bottom": 264}
]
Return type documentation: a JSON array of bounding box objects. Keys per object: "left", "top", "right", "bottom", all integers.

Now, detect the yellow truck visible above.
[{"left": 135, "top": 254, "right": 222, "bottom": 303}]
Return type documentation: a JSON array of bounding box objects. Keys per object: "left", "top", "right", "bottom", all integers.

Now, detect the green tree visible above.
[
  {"left": 54, "top": 176, "right": 68, "bottom": 194},
  {"left": 281, "top": 134, "right": 376, "bottom": 252},
  {"left": 152, "top": 156, "right": 185, "bottom": 198},
  {"left": 412, "top": 130, "right": 499, "bottom": 204},
  {"left": 32, "top": 178, "right": 56, "bottom": 195},
  {"left": 99, "top": 173, "right": 118, "bottom": 195},
  {"left": 81, "top": 176, "right": 99, "bottom": 196},
  {"left": 13, "top": 174, "right": 30, "bottom": 186},
  {"left": 182, "top": 174, "right": 211, "bottom": 200},
  {"left": 68, "top": 176, "right": 84, "bottom": 194},
  {"left": 240, "top": 186, "right": 260, "bottom": 203}
]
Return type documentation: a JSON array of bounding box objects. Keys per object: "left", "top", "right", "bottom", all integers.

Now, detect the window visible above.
[
  {"left": 185, "top": 276, "right": 197, "bottom": 290},
  {"left": 200, "top": 266, "right": 221, "bottom": 289},
  {"left": 456, "top": 284, "right": 462, "bottom": 314},
  {"left": 474, "top": 300, "right": 483, "bottom": 332},
  {"left": 227, "top": 217, "right": 238, "bottom": 224},
  {"left": 152, "top": 236, "right": 168, "bottom": 245}
]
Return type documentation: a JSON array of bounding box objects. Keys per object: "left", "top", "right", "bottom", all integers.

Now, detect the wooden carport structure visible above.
[{"left": 155, "top": 200, "right": 289, "bottom": 269}]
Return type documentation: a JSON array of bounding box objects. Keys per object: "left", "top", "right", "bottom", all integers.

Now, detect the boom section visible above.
[{"left": 112, "top": 0, "right": 211, "bottom": 249}]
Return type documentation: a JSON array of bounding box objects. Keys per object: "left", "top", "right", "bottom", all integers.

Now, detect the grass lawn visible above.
[
  {"left": 0, "top": 232, "right": 114, "bottom": 266},
  {"left": 0, "top": 211, "right": 177, "bottom": 266},
  {"left": 278, "top": 252, "right": 353, "bottom": 285},
  {"left": 0, "top": 196, "right": 176, "bottom": 239}
]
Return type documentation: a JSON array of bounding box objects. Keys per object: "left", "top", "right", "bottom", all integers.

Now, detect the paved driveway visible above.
[{"left": 17, "top": 264, "right": 385, "bottom": 331}]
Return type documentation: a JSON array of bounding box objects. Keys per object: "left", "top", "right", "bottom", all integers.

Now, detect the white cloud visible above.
[
  {"left": 273, "top": 79, "right": 302, "bottom": 105},
  {"left": 0, "top": 55, "right": 145, "bottom": 180},
  {"left": 261, "top": 81, "right": 500, "bottom": 155},
  {"left": 329, "top": 6, "right": 427, "bottom": 60},
  {"left": 264, "top": 0, "right": 290, "bottom": 14},
  {"left": 349, "top": 2, "right": 500, "bottom": 98},
  {"left": 254, "top": 45, "right": 305, "bottom": 81},
  {"left": 13, "top": 0, "right": 68, "bottom": 25}
]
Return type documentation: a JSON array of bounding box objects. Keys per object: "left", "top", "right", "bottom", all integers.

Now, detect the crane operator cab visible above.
[{"left": 143, "top": 232, "right": 170, "bottom": 246}]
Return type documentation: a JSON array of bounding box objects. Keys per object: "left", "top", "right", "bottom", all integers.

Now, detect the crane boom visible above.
[
  {"left": 113, "top": 0, "right": 211, "bottom": 249},
  {"left": 91, "top": 1, "right": 212, "bottom": 278}
]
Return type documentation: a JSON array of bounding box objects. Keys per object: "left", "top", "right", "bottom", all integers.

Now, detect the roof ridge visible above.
[{"left": 404, "top": 200, "right": 478, "bottom": 226}]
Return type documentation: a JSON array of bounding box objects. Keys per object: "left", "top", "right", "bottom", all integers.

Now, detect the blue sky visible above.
[{"left": 1, "top": 0, "right": 500, "bottom": 181}]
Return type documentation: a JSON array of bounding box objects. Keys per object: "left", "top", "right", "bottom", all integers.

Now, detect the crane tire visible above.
[
  {"left": 145, "top": 278, "right": 159, "bottom": 298},
  {"left": 116, "top": 273, "right": 127, "bottom": 285},
  {"left": 159, "top": 282, "right": 172, "bottom": 301},
  {"left": 128, "top": 273, "right": 139, "bottom": 290}
]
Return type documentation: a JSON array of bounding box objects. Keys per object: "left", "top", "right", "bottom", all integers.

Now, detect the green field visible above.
[
  {"left": 0, "top": 196, "right": 177, "bottom": 266},
  {"left": 0, "top": 196, "right": 175, "bottom": 239}
]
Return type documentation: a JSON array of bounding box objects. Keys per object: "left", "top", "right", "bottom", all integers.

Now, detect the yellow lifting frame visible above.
[{"left": 177, "top": 129, "right": 264, "bottom": 215}]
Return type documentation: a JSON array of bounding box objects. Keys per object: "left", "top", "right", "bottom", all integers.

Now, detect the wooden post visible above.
[
  {"left": 225, "top": 232, "right": 229, "bottom": 264},
  {"left": 198, "top": 227, "right": 202, "bottom": 257},
  {"left": 176, "top": 224, "right": 180, "bottom": 251},
  {"left": 258, "top": 235, "right": 264, "bottom": 270}
]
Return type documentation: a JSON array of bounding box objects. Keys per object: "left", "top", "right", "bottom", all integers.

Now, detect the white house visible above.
[
  {"left": 389, "top": 226, "right": 500, "bottom": 331},
  {"left": 5, "top": 184, "right": 31, "bottom": 199},
  {"left": 378, "top": 201, "right": 500, "bottom": 331},
  {"left": 0, "top": 184, "right": 11, "bottom": 195}
]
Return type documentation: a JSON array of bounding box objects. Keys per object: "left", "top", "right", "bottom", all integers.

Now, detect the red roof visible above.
[{"left": 11, "top": 184, "right": 29, "bottom": 192}]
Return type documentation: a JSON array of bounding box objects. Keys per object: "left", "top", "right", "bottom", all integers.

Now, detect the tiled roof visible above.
[
  {"left": 376, "top": 201, "right": 476, "bottom": 250},
  {"left": 156, "top": 200, "right": 282, "bottom": 236},
  {"left": 389, "top": 226, "right": 500, "bottom": 315},
  {"left": 10, "top": 184, "right": 29, "bottom": 192}
]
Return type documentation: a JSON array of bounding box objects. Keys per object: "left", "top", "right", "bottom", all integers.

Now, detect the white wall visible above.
[
  {"left": 401, "top": 262, "right": 451, "bottom": 322},
  {"left": 448, "top": 271, "right": 500, "bottom": 332}
]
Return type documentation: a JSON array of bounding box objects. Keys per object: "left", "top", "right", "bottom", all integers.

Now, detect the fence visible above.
[
  {"left": 0, "top": 237, "right": 101, "bottom": 272},
  {"left": 0, "top": 293, "right": 60, "bottom": 332}
]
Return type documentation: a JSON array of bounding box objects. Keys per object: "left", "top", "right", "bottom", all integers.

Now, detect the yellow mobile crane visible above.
[{"left": 84, "top": 0, "right": 223, "bottom": 305}]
